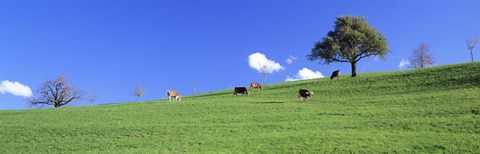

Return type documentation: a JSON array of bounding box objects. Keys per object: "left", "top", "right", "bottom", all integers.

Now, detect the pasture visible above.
[{"left": 1, "top": 62, "right": 479, "bottom": 153}]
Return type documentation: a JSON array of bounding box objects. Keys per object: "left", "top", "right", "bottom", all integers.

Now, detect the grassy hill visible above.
[{"left": 1, "top": 62, "right": 479, "bottom": 153}]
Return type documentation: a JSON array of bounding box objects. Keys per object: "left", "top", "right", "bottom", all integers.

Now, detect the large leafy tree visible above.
[{"left": 308, "top": 16, "right": 389, "bottom": 77}]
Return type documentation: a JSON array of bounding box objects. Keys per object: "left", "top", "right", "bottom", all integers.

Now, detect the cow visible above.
[
  {"left": 330, "top": 70, "right": 341, "bottom": 80},
  {"left": 167, "top": 90, "right": 181, "bottom": 102},
  {"left": 234, "top": 87, "right": 249, "bottom": 96},
  {"left": 173, "top": 95, "right": 181, "bottom": 101},
  {"left": 250, "top": 82, "right": 262, "bottom": 90},
  {"left": 298, "top": 89, "right": 313, "bottom": 101}
]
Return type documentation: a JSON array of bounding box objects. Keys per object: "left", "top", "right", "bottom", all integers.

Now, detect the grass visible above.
[{"left": 1, "top": 62, "right": 479, "bottom": 153}]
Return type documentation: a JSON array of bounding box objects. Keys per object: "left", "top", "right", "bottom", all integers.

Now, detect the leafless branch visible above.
[
  {"left": 410, "top": 42, "right": 435, "bottom": 69},
  {"left": 133, "top": 83, "right": 145, "bottom": 102},
  {"left": 467, "top": 37, "right": 479, "bottom": 62},
  {"left": 29, "top": 74, "right": 83, "bottom": 108}
]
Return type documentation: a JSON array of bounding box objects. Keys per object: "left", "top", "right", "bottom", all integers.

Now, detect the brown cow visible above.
[
  {"left": 166, "top": 90, "right": 181, "bottom": 102},
  {"left": 250, "top": 82, "right": 262, "bottom": 90}
]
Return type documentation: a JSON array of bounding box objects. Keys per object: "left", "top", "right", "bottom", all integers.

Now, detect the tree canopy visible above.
[{"left": 308, "top": 16, "right": 389, "bottom": 77}]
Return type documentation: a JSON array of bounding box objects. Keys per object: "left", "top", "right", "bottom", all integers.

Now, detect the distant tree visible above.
[
  {"left": 248, "top": 52, "right": 284, "bottom": 85},
  {"left": 193, "top": 82, "right": 197, "bottom": 96},
  {"left": 410, "top": 42, "right": 435, "bottom": 68},
  {"left": 467, "top": 37, "right": 479, "bottom": 62},
  {"left": 308, "top": 16, "right": 389, "bottom": 77},
  {"left": 133, "top": 83, "right": 144, "bottom": 102},
  {"left": 259, "top": 64, "right": 269, "bottom": 85},
  {"left": 88, "top": 92, "right": 97, "bottom": 105},
  {"left": 29, "top": 74, "right": 83, "bottom": 108}
]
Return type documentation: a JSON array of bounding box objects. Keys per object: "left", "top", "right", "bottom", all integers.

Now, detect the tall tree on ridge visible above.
[{"left": 308, "top": 16, "right": 389, "bottom": 77}]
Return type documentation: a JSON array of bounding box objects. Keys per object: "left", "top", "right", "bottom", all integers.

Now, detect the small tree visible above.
[
  {"left": 88, "top": 92, "right": 97, "bottom": 105},
  {"left": 259, "top": 64, "right": 269, "bottom": 85},
  {"left": 248, "top": 52, "right": 284, "bottom": 85},
  {"left": 133, "top": 83, "right": 144, "bottom": 102},
  {"left": 467, "top": 37, "right": 479, "bottom": 62},
  {"left": 308, "top": 16, "right": 389, "bottom": 77},
  {"left": 29, "top": 74, "right": 82, "bottom": 108},
  {"left": 410, "top": 42, "right": 435, "bottom": 68},
  {"left": 193, "top": 82, "right": 197, "bottom": 95}
]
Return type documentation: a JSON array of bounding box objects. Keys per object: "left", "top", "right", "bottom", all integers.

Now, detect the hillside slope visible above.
[{"left": 1, "top": 62, "right": 479, "bottom": 153}]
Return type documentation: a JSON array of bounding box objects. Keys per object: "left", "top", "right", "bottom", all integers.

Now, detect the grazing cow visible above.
[
  {"left": 330, "top": 70, "right": 341, "bottom": 80},
  {"left": 167, "top": 90, "right": 181, "bottom": 102},
  {"left": 298, "top": 89, "right": 313, "bottom": 101},
  {"left": 173, "top": 95, "right": 181, "bottom": 101},
  {"left": 250, "top": 82, "right": 262, "bottom": 90},
  {"left": 234, "top": 87, "right": 249, "bottom": 96}
]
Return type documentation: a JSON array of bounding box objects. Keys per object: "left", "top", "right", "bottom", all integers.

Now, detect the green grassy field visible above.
[{"left": 1, "top": 62, "right": 479, "bottom": 153}]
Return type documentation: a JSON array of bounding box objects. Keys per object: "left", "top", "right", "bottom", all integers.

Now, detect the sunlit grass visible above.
[{"left": 1, "top": 62, "right": 479, "bottom": 153}]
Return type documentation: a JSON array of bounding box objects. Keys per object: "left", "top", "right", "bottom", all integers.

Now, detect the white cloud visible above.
[
  {"left": 249, "top": 52, "right": 285, "bottom": 74},
  {"left": 0, "top": 80, "right": 33, "bottom": 98},
  {"left": 285, "top": 68, "right": 325, "bottom": 81},
  {"left": 286, "top": 55, "right": 298, "bottom": 64},
  {"left": 398, "top": 59, "right": 411, "bottom": 69}
]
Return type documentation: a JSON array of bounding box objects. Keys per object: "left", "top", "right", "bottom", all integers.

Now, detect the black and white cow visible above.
[
  {"left": 330, "top": 70, "right": 341, "bottom": 80},
  {"left": 234, "top": 87, "right": 249, "bottom": 96},
  {"left": 298, "top": 89, "right": 313, "bottom": 101}
]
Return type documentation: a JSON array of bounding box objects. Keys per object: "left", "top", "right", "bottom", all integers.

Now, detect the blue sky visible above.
[{"left": 1, "top": 0, "right": 479, "bottom": 110}]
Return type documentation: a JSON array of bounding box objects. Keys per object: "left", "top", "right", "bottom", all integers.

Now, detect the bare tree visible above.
[
  {"left": 467, "top": 37, "right": 479, "bottom": 62},
  {"left": 410, "top": 42, "right": 435, "bottom": 69},
  {"left": 133, "top": 83, "right": 144, "bottom": 102},
  {"left": 29, "top": 74, "right": 82, "bottom": 108},
  {"left": 193, "top": 82, "right": 197, "bottom": 96},
  {"left": 248, "top": 52, "right": 284, "bottom": 85},
  {"left": 259, "top": 64, "right": 268, "bottom": 85},
  {"left": 88, "top": 92, "right": 97, "bottom": 105}
]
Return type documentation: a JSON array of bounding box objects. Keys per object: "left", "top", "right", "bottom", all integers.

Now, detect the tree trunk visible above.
[
  {"left": 351, "top": 62, "right": 357, "bottom": 77},
  {"left": 193, "top": 82, "right": 197, "bottom": 96},
  {"left": 420, "top": 53, "right": 424, "bottom": 68},
  {"left": 54, "top": 104, "right": 61, "bottom": 108},
  {"left": 263, "top": 73, "right": 267, "bottom": 85},
  {"left": 471, "top": 49, "right": 474, "bottom": 62}
]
